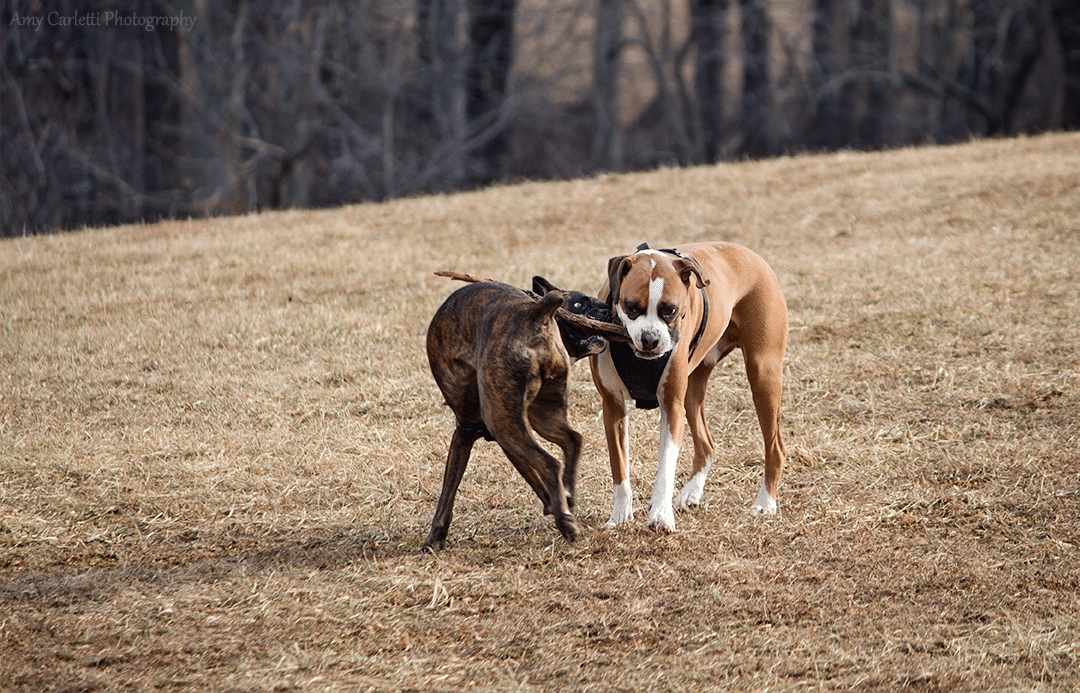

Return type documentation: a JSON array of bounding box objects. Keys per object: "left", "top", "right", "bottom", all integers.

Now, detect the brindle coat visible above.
[{"left": 423, "top": 281, "right": 583, "bottom": 551}]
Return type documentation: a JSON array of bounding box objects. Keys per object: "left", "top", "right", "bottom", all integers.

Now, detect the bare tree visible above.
[
  {"left": 806, "top": 0, "right": 847, "bottom": 150},
  {"left": 738, "top": 0, "right": 773, "bottom": 157},
  {"left": 466, "top": 0, "right": 517, "bottom": 184},
  {"left": 909, "top": 0, "right": 1070, "bottom": 142},
  {"left": 692, "top": 0, "right": 728, "bottom": 163},
  {"left": 847, "top": 0, "right": 894, "bottom": 149},
  {"left": 592, "top": 0, "right": 624, "bottom": 171},
  {"left": 5, "top": 0, "right": 1080, "bottom": 235},
  {"left": 621, "top": 0, "right": 696, "bottom": 167},
  {"left": 415, "top": 0, "right": 467, "bottom": 191},
  {"left": 1054, "top": 0, "right": 1080, "bottom": 131},
  {"left": 1, "top": 0, "right": 187, "bottom": 232},
  {"left": 967, "top": 0, "right": 1063, "bottom": 135}
]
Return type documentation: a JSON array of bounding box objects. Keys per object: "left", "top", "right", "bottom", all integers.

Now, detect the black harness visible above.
[{"left": 608, "top": 244, "right": 710, "bottom": 409}]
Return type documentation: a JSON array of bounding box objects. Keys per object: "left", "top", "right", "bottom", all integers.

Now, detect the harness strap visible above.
[{"left": 688, "top": 289, "right": 708, "bottom": 360}]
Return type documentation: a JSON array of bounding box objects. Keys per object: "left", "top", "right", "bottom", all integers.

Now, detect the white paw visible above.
[
  {"left": 604, "top": 480, "right": 634, "bottom": 527},
  {"left": 675, "top": 463, "right": 711, "bottom": 511},
  {"left": 747, "top": 480, "right": 778, "bottom": 517},
  {"left": 747, "top": 502, "right": 777, "bottom": 517},
  {"left": 647, "top": 503, "right": 676, "bottom": 533}
]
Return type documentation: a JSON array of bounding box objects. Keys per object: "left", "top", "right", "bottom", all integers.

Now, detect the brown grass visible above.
[{"left": 3, "top": 133, "right": 1079, "bottom": 692}]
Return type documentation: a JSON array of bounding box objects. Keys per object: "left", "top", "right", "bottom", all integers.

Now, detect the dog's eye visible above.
[
  {"left": 659, "top": 304, "right": 677, "bottom": 321},
  {"left": 623, "top": 303, "right": 643, "bottom": 318}
]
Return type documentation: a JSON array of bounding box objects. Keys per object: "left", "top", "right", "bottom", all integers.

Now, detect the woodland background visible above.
[{"left": 3, "top": 0, "right": 1079, "bottom": 234}]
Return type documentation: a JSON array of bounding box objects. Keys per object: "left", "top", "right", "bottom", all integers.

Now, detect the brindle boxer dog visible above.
[{"left": 423, "top": 281, "right": 586, "bottom": 551}]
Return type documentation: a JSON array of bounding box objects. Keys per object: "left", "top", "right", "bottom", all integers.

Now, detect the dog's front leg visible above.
[
  {"left": 649, "top": 360, "right": 692, "bottom": 532},
  {"left": 593, "top": 352, "right": 634, "bottom": 528},
  {"left": 648, "top": 403, "right": 683, "bottom": 533},
  {"left": 601, "top": 394, "right": 634, "bottom": 528}
]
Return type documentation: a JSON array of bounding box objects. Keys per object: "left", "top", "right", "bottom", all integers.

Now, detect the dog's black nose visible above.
[{"left": 639, "top": 334, "right": 660, "bottom": 352}]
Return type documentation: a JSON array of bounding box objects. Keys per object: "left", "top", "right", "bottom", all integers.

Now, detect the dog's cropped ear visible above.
[
  {"left": 606, "top": 255, "right": 632, "bottom": 306},
  {"left": 674, "top": 256, "right": 710, "bottom": 289},
  {"left": 532, "top": 276, "right": 559, "bottom": 296}
]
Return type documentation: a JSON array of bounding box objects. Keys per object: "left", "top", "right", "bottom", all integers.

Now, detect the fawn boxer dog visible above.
[
  {"left": 423, "top": 276, "right": 625, "bottom": 551},
  {"left": 589, "top": 242, "right": 788, "bottom": 532}
]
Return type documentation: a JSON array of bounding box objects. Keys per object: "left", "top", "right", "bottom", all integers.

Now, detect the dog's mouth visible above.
[
  {"left": 630, "top": 335, "right": 675, "bottom": 360},
  {"left": 580, "top": 338, "right": 608, "bottom": 357},
  {"left": 562, "top": 331, "right": 609, "bottom": 360},
  {"left": 575, "top": 335, "right": 609, "bottom": 358}
]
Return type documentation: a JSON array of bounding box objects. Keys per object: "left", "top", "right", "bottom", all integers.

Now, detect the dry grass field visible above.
[{"left": 3, "top": 133, "right": 1079, "bottom": 691}]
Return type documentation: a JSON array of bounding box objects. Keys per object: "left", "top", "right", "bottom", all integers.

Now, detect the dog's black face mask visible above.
[{"left": 532, "top": 276, "right": 613, "bottom": 360}]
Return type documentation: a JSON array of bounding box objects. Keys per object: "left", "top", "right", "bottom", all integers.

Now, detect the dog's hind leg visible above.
[
  {"left": 495, "top": 419, "right": 582, "bottom": 543},
  {"left": 423, "top": 423, "right": 483, "bottom": 552},
  {"left": 527, "top": 387, "right": 583, "bottom": 510},
  {"left": 744, "top": 353, "right": 786, "bottom": 516}
]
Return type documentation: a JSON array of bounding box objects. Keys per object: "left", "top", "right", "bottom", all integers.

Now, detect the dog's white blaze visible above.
[
  {"left": 648, "top": 274, "right": 664, "bottom": 314},
  {"left": 605, "top": 479, "right": 634, "bottom": 527},
  {"left": 647, "top": 408, "right": 678, "bottom": 532},
  {"left": 675, "top": 456, "right": 712, "bottom": 510},
  {"left": 748, "top": 476, "right": 778, "bottom": 516}
]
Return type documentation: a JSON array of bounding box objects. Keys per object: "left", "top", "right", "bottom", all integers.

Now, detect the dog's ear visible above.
[
  {"left": 674, "top": 256, "right": 710, "bottom": 289},
  {"left": 532, "top": 276, "right": 559, "bottom": 296},
  {"left": 606, "top": 255, "right": 632, "bottom": 306},
  {"left": 528, "top": 289, "right": 566, "bottom": 324}
]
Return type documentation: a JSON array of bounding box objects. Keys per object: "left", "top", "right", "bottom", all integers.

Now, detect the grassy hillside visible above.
[{"left": 2, "top": 133, "right": 1079, "bottom": 691}]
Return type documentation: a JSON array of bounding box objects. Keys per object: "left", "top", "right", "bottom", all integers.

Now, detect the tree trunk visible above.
[
  {"left": 848, "top": 0, "right": 892, "bottom": 149},
  {"left": 1054, "top": 0, "right": 1080, "bottom": 130},
  {"left": 467, "top": 0, "right": 516, "bottom": 185},
  {"left": 418, "top": 0, "right": 467, "bottom": 190},
  {"left": 693, "top": 0, "right": 728, "bottom": 163},
  {"left": 808, "top": 0, "right": 846, "bottom": 150},
  {"left": 592, "top": 0, "right": 623, "bottom": 171},
  {"left": 739, "top": 0, "right": 772, "bottom": 157}
]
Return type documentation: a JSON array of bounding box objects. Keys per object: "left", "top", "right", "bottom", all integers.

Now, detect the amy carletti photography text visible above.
[{"left": 8, "top": 9, "right": 196, "bottom": 31}]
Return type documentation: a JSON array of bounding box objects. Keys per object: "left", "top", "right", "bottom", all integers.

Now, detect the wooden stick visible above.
[
  {"left": 434, "top": 270, "right": 631, "bottom": 342},
  {"left": 434, "top": 270, "right": 490, "bottom": 283}
]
